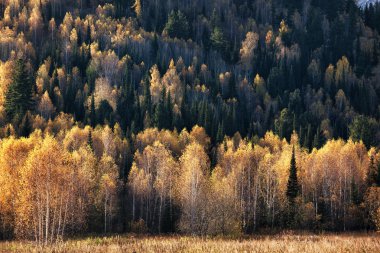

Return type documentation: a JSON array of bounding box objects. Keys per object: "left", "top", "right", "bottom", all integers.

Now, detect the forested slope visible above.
[{"left": 0, "top": 0, "right": 380, "bottom": 242}]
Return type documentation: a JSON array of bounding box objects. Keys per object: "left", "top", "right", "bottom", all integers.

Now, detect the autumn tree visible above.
[
  {"left": 240, "top": 32, "right": 259, "bottom": 73},
  {"left": 150, "top": 65, "right": 162, "bottom": 105},
  {"left": 15, "top": 135, "right": 78, "bottom": 244},
  {"left": 177, "top": 142, "right": 210, "bottom": 235},
  {"left": 37, "top": 91, "right": 55, "bottom": 119},
  {"left": 128, "top": 141, "right": 178, "bottom": 232},
  {"left": 162, "top": 60, "right": 183, "bottom": 107},
  {"left": 364, "top": 187, "right": 380, "bottom": 231},
  {"left": 133, "top": 0, "right": 142, "bottom": 19},
  {"left": 97, "top": 155, "right": 119, "bottom": 233}
]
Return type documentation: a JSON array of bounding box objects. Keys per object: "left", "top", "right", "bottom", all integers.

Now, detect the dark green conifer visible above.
[
  {"left": 154, "top": 88, "right": 166, "bottom": 129},
  {"left": 164, "top": 11, "right": 189, "bottom": 40},
  {"left": 90, "top": 94, "right": 96, "bottom": 127},
  {"left": 19, "top": 111, "right": 32, "bottom": 137},
  {"left": 216, "top": 122, "right": 225, "bottom": 143},
  {"left": 286, "top": 146, "right": 300, "bottom": 202},
  {"left": 87, "top": 129, "right": 94, "bottom": 151},
  {"left": 5, "top": 59, "right": 34, "bottom": 122}
]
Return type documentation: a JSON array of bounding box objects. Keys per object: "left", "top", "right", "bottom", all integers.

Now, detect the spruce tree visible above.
[
  {"left": 216, "top": 122, "right": 224, "bottom": 143},
  {"left": 227, "top": 74, "right": 236, "bottom": 99},
  {"left": 133, "top": 92, "right": 142, "bottom": 132},
  {"left": 286, "top": 146, "right": 300, "bottom": 202},
  {"left": 87, "top": 129, "right": 94, "bottom": 152},
  {"left": 5, "top": 59, "right": 34, "bottom": 122},
  {"left": 351, "top": 176, "right": 360, "bottom": 205},
  {"left": 19, "top": 111, "right": 32, "bottom": 137},
  {"left": 367, "top": 155, "right": 377, "bottom": 187},
  {"left": 312, "top": 127, "right": 321, "bottom": 149},
  {"left": 90, "top": 94, "right": 96, "bottom": 127},
  {"left": 164, "top": 11, "right": 189, "bottom": 40},
  {"left": 377, "top": 160, "right": 380, "bottom": 187},
  {"left": 210, "top": 26, "right": 227, "bottom": 54},
  {"left": 142, "top": 76, "right": 152, "bottom": 116},
  {"left": 154, "top": 88, "right": 166, "bottom": 129},
  {"left": 166, "top": 92, "right": 173, "bottom": 130}
]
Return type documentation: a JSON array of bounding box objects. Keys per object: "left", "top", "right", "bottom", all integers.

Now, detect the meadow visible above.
[{"left": 0, "top": 233, "right": 379, "bottom": 253}]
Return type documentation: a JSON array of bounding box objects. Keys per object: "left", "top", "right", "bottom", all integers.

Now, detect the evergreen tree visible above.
[
  {"left": 275, "top": 109, "right": 293, "bottom": 140},
  {"left": 86, "top": 23, "right": 91, "bottom": 44},
  {"left": 5, "top": 59, "right": 34, "bottom": 122},
  {"left": 97, "top": 100, "right": 114, "bottom": 126},
  {"left": 227, "top": 74, "right": 236, "bottom": 99},
  {"left": 377, "top": 161, "right": 380, "bottom": 187},
  {"left": 286, "top": 146, "right": 300, "bottom": 202},
  {"left": 6, "top": 126, "right": 11, "bottom": 137},
  {"left": 154, "top": 88, "right": 167, "bottom": 129},
  {"left": 164, "top": 11, "right": 189, "bottom": 40},
  {"left": 117, "top": 80, "right": 135, "bottom": 132},
  {"left": 303, "top": 124, "right": 311, "bottom": 150},
  {"left": 349, "top": 115, "right": 378, "bottom": 148},
  {"left": 351, "top": 176, "right": 360, "bottom": 205},
  {"left": 19, "top": 111, "right": 32, "bottom": 137},
  {"left": 210, "top": 27, "right": 227, "bottom": 54},
  {"left": 151, "top": 34, "right": 159, "bottom": 62},
  {"left": 142, "top": 76, "right": 152, "bottom": 116},
  {"left": 133, "top": 92, "right": 142, "bottom": 132},
  {"left": 90, "top": 94, "right": 96, "bottom": 127},
  {"left": 368, "top": 155, "right": 378, "bottom": 186},
  {"left": 87, "top": 129, "right": 94, "bottom": 152},
  {"left": 166, "top": 92, "right": 173, "bottom": 130},
  {"left": 312, "top": 128, "right": 321, "bottom": 149},
  {"left": 216, "top": 122, "right": 224, "bottom": 143}
]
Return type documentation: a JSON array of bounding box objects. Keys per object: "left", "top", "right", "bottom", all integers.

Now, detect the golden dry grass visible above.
[{"left": 0, "top": 233, "right": 379, "bottom": 253}]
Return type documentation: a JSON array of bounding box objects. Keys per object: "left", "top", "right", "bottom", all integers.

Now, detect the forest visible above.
[{"left": 0, "top": 0, "right": 379, "bottom": 245}]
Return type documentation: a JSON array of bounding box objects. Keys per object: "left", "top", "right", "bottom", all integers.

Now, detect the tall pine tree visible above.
[
  {"left": 5, "top": 59, "right": 34, "bottom": 122},
  {"left": 286, "top": 146, "right": 300, "bottom": 202},
  {"left": 90, "top": 94, "right": 96, "bottom": 127}
]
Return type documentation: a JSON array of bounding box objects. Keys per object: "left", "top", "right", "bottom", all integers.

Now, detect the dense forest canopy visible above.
[
  {"left": 0, "top": 0, "right": 379, "bottom": 147},
  {"left": 0, "top": 0, "right": 380, "bottom": 243}
]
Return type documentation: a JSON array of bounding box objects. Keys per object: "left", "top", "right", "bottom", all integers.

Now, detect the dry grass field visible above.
[{"left": 0, "top": 233, "right": 379, "bottom": 253}]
